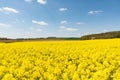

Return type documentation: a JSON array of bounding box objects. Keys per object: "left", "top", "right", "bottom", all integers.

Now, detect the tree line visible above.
[{"left": 0, "top": 31, "right": 120, "bottom": 42}]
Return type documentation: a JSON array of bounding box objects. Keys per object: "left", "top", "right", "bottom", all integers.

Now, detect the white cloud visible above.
[
  {"left": 0, "top": 23, "right": 11, "bottom": 27},
  {"left": 88, "top": 11, "right": 94, "bottom": 14},
  {"left": 77, "top": 22, "right": 84, "bottom": 25},
  {"left": 103, "top": 29, "right": 108, "bottom": 32},
  {"left": 60, "top": 20, "right": 67, "bottom": 24},
  {"left": 30, "top": 27, "right": 42, "bottom": 32},
  {"left": 66, "top": 28, "right": 78, "bottom": 31},
  {"left": 59, "top": 26, "right": 78, "bottom": 32},
  {"left": 0, "top": 7, "right": 19, "bottom": 14},
  {"left": 59, "top": 8, "right": 68, "bottom": 12},
  {"left": 24, "top": 0, "right": 32, "bottom": 3},
  {"left": 32, "top": 20, "right": 48, "bottom": 26},
  {"left": 60, "top": 26, "right": 66, "bottom": 29},
  {"left": 32, "top": 20, "right": 37, "bottom": 23},
  {"left": 37, "top": 0, "right": 47, "bottom": 4},
  {"left": 88, "top": 10, "right": 103, "bottom": 15}
]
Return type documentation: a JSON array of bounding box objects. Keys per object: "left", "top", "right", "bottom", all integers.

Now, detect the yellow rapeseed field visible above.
[{"left": 0, "top": 39, "right": 120, "bottom": 80}]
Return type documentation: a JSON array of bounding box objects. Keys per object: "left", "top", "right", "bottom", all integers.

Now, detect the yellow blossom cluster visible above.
[{"left": 0, "top": 39, "right": 120, "bottom": 80}]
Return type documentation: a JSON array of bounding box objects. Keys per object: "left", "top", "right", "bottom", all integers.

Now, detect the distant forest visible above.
[
  {"left": 0, "top": 31, "right": 120, "bottom": 42},
  {"left": 80, "top": 31, "right": 120, "bottom": 40}
]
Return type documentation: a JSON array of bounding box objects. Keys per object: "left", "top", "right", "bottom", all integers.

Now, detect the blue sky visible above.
[{"left": 0, "top": 0, "right": 120, "bottom": 38}]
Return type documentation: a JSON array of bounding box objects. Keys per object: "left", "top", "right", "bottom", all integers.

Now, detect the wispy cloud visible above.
[
  {"left": 103, "top": 29, "right": 108, "bottom": 32},
  {"left": 59, "top": 26, "right": 66, "bottom": 29},
  {"left": 60, "top": 20, "right": 67, "bottom": 24},
  {"left": 77, "top": 22, "right": 84, "bottom": 25},
  {"left": 60, "top": 26, "right": 78, "bottom": 32},
  {"left": 0, "top": 7, "right": 19, "bottom": 14},
  {"left": 0, "top": 23, "right": 11, "bottom": 27},
  {"left": 65, "top": 28, "right": 78, "bottom": 31},
  {"left": 37, "top": 0, "right": 47, "bottom": 4},
  {"left": 30, "top": 27, "right": 42, "bottom": 32},
  {"left": 24, "top": 0, "right": 32, "bottom": 3},
  {"left": 32, "top": 20, "right": 48, "bottom": 26},
  {"left": 59, "top": 8, "right": 68, "bottom": 12},
  {"left": 88, "top": 10, "right": 103, "bottom": 15}
]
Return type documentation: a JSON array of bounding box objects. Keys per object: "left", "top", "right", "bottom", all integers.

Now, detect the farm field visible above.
[{"left": 0, "top": 39, "right": 120, "bottom": 80}]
